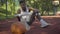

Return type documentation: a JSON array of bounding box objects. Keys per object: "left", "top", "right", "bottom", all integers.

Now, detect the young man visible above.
[{"left": 16, "top": 0, "right": 50, "bottom": 30}]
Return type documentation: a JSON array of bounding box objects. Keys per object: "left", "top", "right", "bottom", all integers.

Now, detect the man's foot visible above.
[
  {"left": 40, "top": 24, "right": 50, "bottom": 28},
  {"left": 40, "top": 19, "right": 51, "bottom": 28},
  {"left": 40, "top": 23, "right": 53, "bottom": 28}
]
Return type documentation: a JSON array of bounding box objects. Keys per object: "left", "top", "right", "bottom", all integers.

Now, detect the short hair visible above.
[{"left": 19, "top": 0, "right": 25, "bottom": 4}]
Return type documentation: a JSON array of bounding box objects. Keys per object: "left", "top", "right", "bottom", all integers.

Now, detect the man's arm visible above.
[
  {"left": 15, "top": 9, "right": 21, "bottom": 16},
  {"left": 31, "top": 8, "right": 41, "bottom": 20},
  {"left": 15, "top": 9, "right": 21, "bottom": 21}
]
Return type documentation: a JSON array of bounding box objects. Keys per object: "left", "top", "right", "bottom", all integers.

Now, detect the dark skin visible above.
[
  {"left": 20, "top": 2, "right": 27, "bottom": 11},
  {"left": 17, "top": 2, "right": 27, "bottom": 14}
]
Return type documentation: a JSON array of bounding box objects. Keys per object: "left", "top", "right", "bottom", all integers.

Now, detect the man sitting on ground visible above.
[{"left": 15, "top": 0, "right": 50, "bottom": 30}]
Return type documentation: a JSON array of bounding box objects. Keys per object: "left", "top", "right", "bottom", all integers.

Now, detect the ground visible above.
[{"left": 0, "top": 16, "right": 60, "bottom": 34}]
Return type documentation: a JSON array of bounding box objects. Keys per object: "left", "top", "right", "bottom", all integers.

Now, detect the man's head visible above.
[{"left": 19, "top": 0, "right": 26, "bottom": 8}]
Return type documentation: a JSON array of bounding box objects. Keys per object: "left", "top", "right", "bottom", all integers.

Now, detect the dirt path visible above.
[
  {"left": 0, "top": 16, "right": 60, "bottom": 34},
  {"left": 25, "top": 16, "right": 60, "bottom": 34}
]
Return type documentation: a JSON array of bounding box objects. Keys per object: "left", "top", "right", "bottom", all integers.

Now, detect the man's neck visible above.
[
  {"left": 22, "top": 8, "right": 26, "bottom": 11},
  {"left": 22, "top": 7, "right": 28, "bottom": 12}
]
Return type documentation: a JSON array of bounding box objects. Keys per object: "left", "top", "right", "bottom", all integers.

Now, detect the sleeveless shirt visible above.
[{"left": 20, "top": 7, "right": 33, "bottom": 22}]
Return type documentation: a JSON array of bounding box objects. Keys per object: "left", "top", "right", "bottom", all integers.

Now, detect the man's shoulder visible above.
[{"left": 28, "top": 7, "right": 39, "bottom": 11}]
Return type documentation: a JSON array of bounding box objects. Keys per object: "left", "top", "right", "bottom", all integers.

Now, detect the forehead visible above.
[
  {"left": 20, "top": 2, "right": 26, "bottom": 5},
  {"left": 21, "top": 2, "right": 25, "bottom": 4}
]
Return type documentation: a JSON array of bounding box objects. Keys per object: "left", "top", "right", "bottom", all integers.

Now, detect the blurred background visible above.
[{"left": 0, "top": 0, "right": 60, "bottom": 20}]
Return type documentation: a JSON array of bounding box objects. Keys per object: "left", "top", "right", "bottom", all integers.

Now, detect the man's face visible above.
[{"left": 20, "top": 2, "right": 26, "bottom": 8}]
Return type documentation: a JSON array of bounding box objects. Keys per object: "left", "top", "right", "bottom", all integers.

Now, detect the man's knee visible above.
[
  {"left": 27, "top": 22, "right": 32, "bottom": 26},
  {"left": 27, "top": 17, "right": 35, "bottom": 26}
]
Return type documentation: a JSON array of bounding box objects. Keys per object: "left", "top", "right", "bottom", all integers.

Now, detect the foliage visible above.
[{"left": 0, "top": 0, "right": 60, "bottom": 20}]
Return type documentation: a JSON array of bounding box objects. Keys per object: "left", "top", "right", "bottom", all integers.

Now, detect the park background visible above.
[{"left": 0, "top": 0, "right": 60, "bottom": 20}]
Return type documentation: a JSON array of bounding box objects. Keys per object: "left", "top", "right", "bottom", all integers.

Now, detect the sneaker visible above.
[{"left": 40, "top": 19, "right": 50, "bottom": 28}]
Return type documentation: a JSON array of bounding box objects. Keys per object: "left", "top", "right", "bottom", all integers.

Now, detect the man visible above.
[{"left": 16, "top": 0, "right": 50, "bottom": 30}]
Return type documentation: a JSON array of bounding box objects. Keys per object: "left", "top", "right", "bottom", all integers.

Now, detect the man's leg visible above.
[
  {"left": 16, "top": 15, "right": 31, "bottom": 30},
  {"left": 20, "top": 16, "right": 31, "bottom": 31},
  {"left": 27, "top": 13, "right": 35, "bottom": 26},
  {"left": 35, "top": 12, "right": 50, "bottom": 28},
  {"left": 21, "top": 18, "right": 30, "bottom": 31}
]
